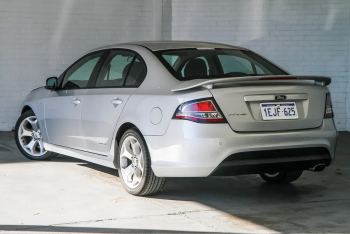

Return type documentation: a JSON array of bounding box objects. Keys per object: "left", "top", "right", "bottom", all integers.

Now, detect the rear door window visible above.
[
  {"left": 95, "top": 50, "right": 135, "bottom": 87},
  {"left": 94, "top": 50, "right": 147, "bottom": 88},
  {"left": 124, "top": 56, "right": 147, "bottom": 87}
]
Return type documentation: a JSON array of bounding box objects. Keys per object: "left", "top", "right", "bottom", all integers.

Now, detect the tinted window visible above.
[
  {"left": 154, "top": 49, "right": 288, "bottom": 81},
  {"left": 61, "top": 52, "right": 104, "bottom": 89},
  {"left": 218, "top": 55, "right": 254, "bottom": 74},
  {"left": 181, "top": 56, "right": 209, "bottom": 77},
  {"left": 95, "top": 50, "right": 135, "bottom": 87},
  {"left": 124, "top": 56, "right": 147, "bottom": 87},
  {"left": 256, "top": 64, "right": 266, "bottom": 75},
  {"left": 163, "top": 54, "right": 179, "bottom": 67}
]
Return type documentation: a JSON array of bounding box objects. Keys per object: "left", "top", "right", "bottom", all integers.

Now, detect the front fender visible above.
[{"left": 21, "top": 87, "right": 51, "bottom": 142}]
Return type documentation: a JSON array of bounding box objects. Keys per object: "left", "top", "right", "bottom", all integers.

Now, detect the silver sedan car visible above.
[{"left": 15, "top": 41, "right": 338, "bottom": 196}]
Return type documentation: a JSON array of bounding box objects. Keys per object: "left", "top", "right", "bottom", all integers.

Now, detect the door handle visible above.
[
  {"left": 71, "top": 98, "right": 81, "bottom": 105},
  {"left": 111, "top": 98, "right": 123, "bottom": 106}
]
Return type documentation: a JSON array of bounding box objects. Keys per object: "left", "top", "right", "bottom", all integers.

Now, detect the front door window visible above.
[{"left": 61, "top": 52, "right": 104, "bottom": 89}]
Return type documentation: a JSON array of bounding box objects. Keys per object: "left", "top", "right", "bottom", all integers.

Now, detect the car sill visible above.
[{"left": 43, "top": 143, "right": 115, "bottom": 169}]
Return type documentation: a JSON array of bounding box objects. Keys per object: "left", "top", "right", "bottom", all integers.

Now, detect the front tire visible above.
[
  {"left": 15, "top": 110, "right": 58, "bottom": 160},
  {"left": 117, "top": 128, "right": 166, "bottom": 196},
  {"left": 259, "top": 171, "right": 303, "bottom": 184}
]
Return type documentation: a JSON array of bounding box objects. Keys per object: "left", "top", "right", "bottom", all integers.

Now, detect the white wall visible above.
[
  {"left": 0, "top": 0, "right": 154, "bottom": 131},
  {"left": 162, "top": 0, "right": 172, "bottom": 40},
  {"left": 171, "top": 0, "right": 350, "bottom": 131}
]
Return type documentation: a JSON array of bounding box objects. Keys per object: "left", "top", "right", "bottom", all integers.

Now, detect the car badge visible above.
[{"left": 275, "top": 94, "right": 287, "bottom": 100}]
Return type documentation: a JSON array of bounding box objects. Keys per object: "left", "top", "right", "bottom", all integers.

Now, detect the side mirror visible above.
[{"left": 45, "top": 77, "right": 58, "bottom": 90}]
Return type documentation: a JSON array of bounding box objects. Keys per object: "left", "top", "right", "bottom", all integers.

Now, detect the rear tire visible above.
[
  {"left": 15, "top": 110, "right": 58, "bottom": 160},
  {"left": 259, "top": 171, "right": 303, "bottom": 184},
  {"left": 117, "top": 128, "right": 166, "bottom": 196}
]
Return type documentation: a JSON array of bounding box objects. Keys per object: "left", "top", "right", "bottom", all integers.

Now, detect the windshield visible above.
[{"left": 153, "top": 49, "right": 288, "bottom": 81}]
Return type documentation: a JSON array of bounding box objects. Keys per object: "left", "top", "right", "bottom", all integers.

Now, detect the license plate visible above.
[{"left": 260, "top": 102, "right": 299, "bottom": 120}]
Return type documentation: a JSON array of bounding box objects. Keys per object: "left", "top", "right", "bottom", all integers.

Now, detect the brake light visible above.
[
  {"left": 324, "top": 93, "right": 334, "bottom": 118},
  {"left": 173, "top": 99, "right": 226, "bottom": 123},
  {"left": 259, "top": 77, "right": 297, "bottom": 81}
]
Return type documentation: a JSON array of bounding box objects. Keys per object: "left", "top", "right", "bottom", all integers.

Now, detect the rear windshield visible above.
[{"left": 153, "top": 49, "right": 288, "bottom": 81}]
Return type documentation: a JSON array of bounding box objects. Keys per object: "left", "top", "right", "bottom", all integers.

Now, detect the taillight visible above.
[
  {"left": 324, "top": 93, "right": 334, "bottom": 119},
  {"left": 173, "top": 99, "right": 227, "bottom": 123}
]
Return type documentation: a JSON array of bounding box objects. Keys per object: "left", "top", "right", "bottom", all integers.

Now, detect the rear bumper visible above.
[
  {"left": 211, "top": 147, "right": 331, "bottom": 176},
  {"left": 145, "top": 119, "right": 338, "bottom": 177}
]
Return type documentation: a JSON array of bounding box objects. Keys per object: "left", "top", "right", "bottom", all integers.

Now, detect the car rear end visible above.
[
  {"left": 145, "top": 46, "right": 338, "bottom": 177},
  {"left": 209, "top": 81, "right": 336, "bottom": 176}
]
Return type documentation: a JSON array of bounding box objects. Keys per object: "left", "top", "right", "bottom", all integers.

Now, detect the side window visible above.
[
  {"left": 95, "top": 50, "right": 136, "bottom": 88},
  {"left": 181, "top": 57, "right": 209, "bottom": 77},
  {"left": 218, "top": 55, "right": 254, "bottom": 75},
  {"left": 125, "top": 56, "right": 147, "bottom": 87},
  {"left": 61, "top": 52, "right": 104, "bottom": 89}
]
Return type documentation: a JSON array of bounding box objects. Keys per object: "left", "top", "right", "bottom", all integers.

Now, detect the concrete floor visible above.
[{"left": 0, "top": 132, "right": 349, "bottom": 233}]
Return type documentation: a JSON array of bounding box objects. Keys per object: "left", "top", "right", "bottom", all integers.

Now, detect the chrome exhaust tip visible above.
[{"left": 309, "top": 164, "right": 326, "bottom": 172}]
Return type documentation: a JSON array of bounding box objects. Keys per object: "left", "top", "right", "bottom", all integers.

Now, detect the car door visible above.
[
  {"left": 81, "top": 50, "right": 147, "bottom": 155},
  {"left": 44, "top": 51, "right": 105, "bottom": 150}
]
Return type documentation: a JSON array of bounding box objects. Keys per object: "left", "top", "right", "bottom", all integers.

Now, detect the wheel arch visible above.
[
  {"left": 21, "top": 105, "right": 33, "bottom": 115},
  {"left": 115, "top": 122, "right": 141, "bottom": 145}
]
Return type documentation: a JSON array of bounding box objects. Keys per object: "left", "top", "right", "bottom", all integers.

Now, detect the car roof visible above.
[{"left": 90, "top": 41, "right": 246, "bottom": 52}]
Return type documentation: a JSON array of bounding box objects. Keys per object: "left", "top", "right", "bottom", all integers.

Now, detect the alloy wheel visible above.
[
  {"left": 17, "top": 116, "right": 47, "bottom": 157},
  {"left": 120, "top": 136, "right": 144, "bottom": 189}
]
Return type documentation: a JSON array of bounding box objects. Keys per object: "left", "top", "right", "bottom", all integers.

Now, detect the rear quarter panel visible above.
[{"left": 108, "top": 45, "right": 214, "bottom": 156}]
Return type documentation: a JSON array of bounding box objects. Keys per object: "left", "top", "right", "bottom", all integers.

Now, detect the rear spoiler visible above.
[{"left": 171, "top": 75, "right": 331, "bottom": 92}]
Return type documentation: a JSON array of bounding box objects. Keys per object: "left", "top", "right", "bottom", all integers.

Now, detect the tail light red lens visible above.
[
  {"left": 324, "top": 93, "right": 334, "bottom": 119},
  {"left": 173, "top": 99, "right": 227, "bottom": 123}
]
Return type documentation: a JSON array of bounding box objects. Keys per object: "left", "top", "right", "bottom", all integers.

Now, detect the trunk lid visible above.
[{"left": 210, "top": 84, "right": 327, "bottom": 132}]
